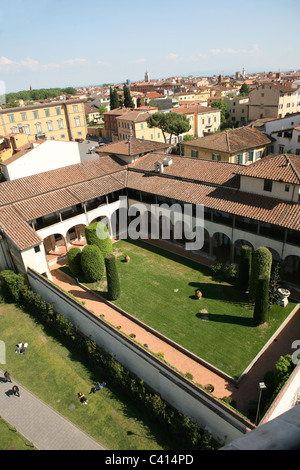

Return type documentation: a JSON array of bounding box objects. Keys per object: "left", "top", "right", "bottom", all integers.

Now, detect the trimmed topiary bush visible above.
[
  {"left": 67, "top": 247, "right": 82, "bottom": 277},
  {"left": 105, "top": 254, "right": 121, "bottom": 300},
  {"left": 81, "top": 245, "right": 105, "bottom": 282},
  {"left": 85, "top": 221, "right": 113, "bottom": 258},
  {"left": 238, "top": 245, "right": 252, "bottom": 293},
  {"left": 253, "top": 274, "right": 270, "bottom": 325},
  {"left": 249, "top": 247, "right": 272, "bottom": 301}
]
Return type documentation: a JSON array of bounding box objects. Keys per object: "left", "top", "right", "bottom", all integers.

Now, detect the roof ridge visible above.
[
  {"left": 225, "top": 129, "right": 231, "bottom": 153},
  {"left": 285, "top": 154, "right": 300, "bottom": 183}
]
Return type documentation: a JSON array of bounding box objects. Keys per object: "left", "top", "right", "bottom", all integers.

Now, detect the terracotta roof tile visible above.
[{"left": 237, "top": 154, "right": 300, "bottom": 184}]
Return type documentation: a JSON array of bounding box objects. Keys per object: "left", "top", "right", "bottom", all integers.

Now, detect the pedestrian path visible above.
[{"left": 0, "top": 369, "right": 105, "bottom": 450}]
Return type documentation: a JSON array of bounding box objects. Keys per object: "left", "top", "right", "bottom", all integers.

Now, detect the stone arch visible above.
[
  {"left": 283, "top": 255, "right": 300, "bottom": 285},
  {"left": 264, "top": 247, "right": 281, "bottom": 262},
  {"left": 212, "top": 232, "right": 232, "bottom": 263},
  {"left": 43, "top": 233, "right": 67, "bottom": 263},
  {"left": 233, "top": 239, "right": 254, "bottom": 263},
  {"left": 66, "top": 224, "right": 86, "bottom": 247}
]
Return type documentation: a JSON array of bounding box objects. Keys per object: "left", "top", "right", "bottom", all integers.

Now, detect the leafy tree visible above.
[
  {"left": 238, "top": 245, "right": 252, "bottom": 293},
  {"left": 62, "top": 87, "right": 77, "bottom": 96},
  {"left": 146, "top": 112, "right": 170, "bottom": 142},
  {"left": 210, "top": 99, "right": 228, "bottom": 127},
  {"left": 105, "top": 254, "right": 121, "bottom": 300},
  {"left": 146, "top": 112, "right": 190, "bottom": 144},
  {"left": 123, "top": 84, "right": 134, "bottom": 108},
  {"left": 81, "top": 245, "right": 105, "bottom": 282},
  {"left": 67, "top": 247, "right": 82, "bottom": 277},
  {"left": 239, "top": 83, "right": 250, "bottom": 96},
  {"left": 249, "top": 247, "right": 272, "bottom": 302}
]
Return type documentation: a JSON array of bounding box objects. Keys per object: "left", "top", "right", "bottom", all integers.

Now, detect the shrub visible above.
[
  {"left": 67, "top": 247, "right": 82, "bottom": 277},
  {"left": 85, "top": 221, "right": 113, "bottom": 258},
  {"left": 211, "top": 262, "right": 236, "bottom": 281},
  {"left": 253, "top": 274, "right": 270, "bottom": 325},
  {"left": 105, "top": 254, "right": 120, "bottom": 300},
  {"left": 0, "top": 270, "right": 25, "bottom": 302},
  {"left": 81, "top": 245, "right": 105, "bottom": 282},
  {"left": 249, "top": 247, "right": 272, "bottom": 301},
  {"left": 238, "top": 245, "right": 252, "bottom": 292}
]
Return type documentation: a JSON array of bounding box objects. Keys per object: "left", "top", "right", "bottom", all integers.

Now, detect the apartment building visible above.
[
  {"left": 224, "top": 96, "right": 249, "bottom": 126},
  {"left": 262, "top": 113, "right": 300, "bottom": 155},
  {"left": 0, "top": 100, "right": 87, "bottom": 142},
  {"left": 182, "top": 126, "right": 273, "bottom": 164},
  {"left": 116, "top": 110, "right": 165, "bottom": 143},
  {"left": 248, "top": 82, "right": 300, "bottom": 121},
  {"left": 171, "top": 104, "right": 221, "bottom": 138}
]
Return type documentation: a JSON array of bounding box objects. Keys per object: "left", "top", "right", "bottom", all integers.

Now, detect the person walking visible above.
[
  {"left": 12, "top": 385, "right": 20, "bottom": 397},
  {"left": 4, "top": 371, "right": 12, "bottom": 383}
]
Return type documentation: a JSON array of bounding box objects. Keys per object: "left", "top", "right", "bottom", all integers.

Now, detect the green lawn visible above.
[
  {"left": 75, "top": 240, "right": 297, "bottom": 379},
  {"left": 0, "top": 302, "right": 182, "bottom": 451},
  {"left": 0, "top": 418, "right": 36, "bottom": 450}
]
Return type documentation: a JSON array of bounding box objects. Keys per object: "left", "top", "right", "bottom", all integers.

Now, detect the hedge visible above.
[
  {"left": 238, "top": 245, "right": 252, "bottom": 293},
  {"left": 249, "top": 247, "right": 272, "bottom": 301},
  {"left": 85, "top": 222, "right": 113, "bottom": 258},
  {"left": 67, "top": 247, "right": 82, "bottom": 278},
  {"left": 0, "top": 269, "right": 218, "bottom": 450},
  {"left": 253, "top": 274, "right": 270, "bottom": 325},
  {"left": 105, "top": 254, "right": 121, "bottom": 300},
  {"left": 81, "top": 245, "right": 105, "bottom": 282}
]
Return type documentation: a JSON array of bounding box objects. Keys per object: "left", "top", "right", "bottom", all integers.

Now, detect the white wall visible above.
[
  {"left": 240, "top": 175, "right": 299, "bottom": 202},
  {"left": 3, "top": 140, "right": 81, "bottom": 180},
  {"left": 264, "top": 113, "right": 300, "bottom": 134}
]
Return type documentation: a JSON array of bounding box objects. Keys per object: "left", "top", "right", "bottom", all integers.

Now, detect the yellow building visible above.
[
  {"left": 0, "top": 100, "right": 87, "bottom": 142},
  {"left": 182, "top": 126, "right": 273, "bottom": 164},
  {"left": 0, "top": 132, "right": 32, "bottom": 162},
  {"left": 116, "top": 110, "right": 165, "bottom": 143},
  {"left": 171, "top": 105, "right": 221, "bottom": 138}
]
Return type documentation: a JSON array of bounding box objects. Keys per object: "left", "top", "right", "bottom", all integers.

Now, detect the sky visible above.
[{"left": 0, "top": 0, "right": 299, "bottom": 93}]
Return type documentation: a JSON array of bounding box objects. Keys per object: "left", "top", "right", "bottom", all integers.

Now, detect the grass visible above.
[
  {"left": 0, "top": 418, "right": 36, "bottom": 450},
  {"left": 0, "top": 302, "right": 183, "bottom": 451},
  {"left": 66, "top": 239, "right": 297, "bottom": 379}
]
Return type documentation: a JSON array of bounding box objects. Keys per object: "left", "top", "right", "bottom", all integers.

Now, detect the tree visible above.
[
  {"left": 146, "top": 112, "right": 191, "bottom": 144},
  {"left": 123, "top": 84, "right": 134, "bottom": 108},
  {"left": 105, "top": 254, "right": 121, "bottom": 300},
  {"left": 239, "top": 83, "right": 250, "bottom": 96},
  {"left": 253, "top": 274, "right": 270, "bottom": 325},
  {"left": 210, "top": 100, "right": 228, "bottom": 127},
  {"left": 238, "top": 245, "right": 252, "bottom": 293},
  {"left": 81, "top": 245, "right": 105, "bottom": 282},
  {"left": 249, "top": 247, "right": 272, "bottom": 302},
  {"left": 67, "top": 247, "right": 82, "bottom": 278},
  {"left": 110, "top": 87, "right": 119, "bottom": 110},
  {"left": 85, "top": 221, "right": 113, "bottom": 258}
]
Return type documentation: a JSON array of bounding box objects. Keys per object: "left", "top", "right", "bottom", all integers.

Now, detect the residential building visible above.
[
  {"left": 262, "top": 113, "right": 300, "bottom": 155},
  {"left": 248, "top": 81, "right": 300, "bottom": 121},
  {"left": 95, "top": 135, "right": 171, "bottom": 163},
  {"left": 84, "top": 103, "right": 102, "bottom": 125},
  {"left": 0, "top": 100, "right": 87, "bottom": 142},
  {"left": 102, "top": 107, "right": 133, "bottom": 141},
  {"left": 173, "top": 91, "right": 207, "bottom": 105},
  {"left": 171, "top": 104, "right": 221, "bottom": 138},
  {"left": 224, "top": 96, "right": 249, "bottom": 126},
  {"left": 182, "top": 126, "right": 273, "bottom": 164},
  {"left": 0, "top": 132, "right": 36, "bottom": 162},
  {"left": 116, "top": 110, "right": 165, "bottom": 143},
  {"left": 1, "top": 140, "right": 81, "bottom": 181}
]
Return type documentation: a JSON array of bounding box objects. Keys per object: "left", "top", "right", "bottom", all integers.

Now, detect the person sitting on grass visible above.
[
  {"left": 90, "top": 382, "right": 106, "bottom": 394},
  {"left": 78, "top": 392, "right": 88, "bottom": 405}
]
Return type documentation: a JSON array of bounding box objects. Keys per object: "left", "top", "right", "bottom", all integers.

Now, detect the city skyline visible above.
[{"left": 0, "top": 0, "right": 299, "bottom": 92}]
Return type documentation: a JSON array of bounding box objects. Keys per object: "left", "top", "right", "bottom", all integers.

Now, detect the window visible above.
[
  {"left": 246, "top": 151, "right": 254, "bottom": 162},
  {"left": 285, "top": 184, "right": 290, "bottom": 192},
  {"left": 58, "top": 119, "right": 64, "bottom": 129},
  {"left": 8, "top": 114, "right": 15, "bottom": 123},
  {"left": 235, "top": 153, "right": 243, "bottom": 164},
  {"left": 191, "top": 149, "right": 199, "bottom": 159},
  {"left": 45, "top": 109, "right": 50, "bottom": 117},
  {"left": 287, "top": 103, "right": 291, "bottom": 108},
  {"left": 24, "top": 125, "right": 30, "bottom": 135},
  {"left": 256, "top": 150, "right": 263, "bottom": 159},
  {"left": 18, "top": 124, "right": 23, "bottom": 133},
  {"left": 264, "top": 179, "right": 273, "bottom": 192},
  {"left": 21, "top": 112, "right": 27, "bottom": 121},
  {"left": 279, "top": 146, "right": 285, "bottom": 154},
  {"left": 75, "top": 117, "right": 81, "bottom": 127},
  {"left": 150, "top": 134, "right": 153, "bottom": 140},
  {"left": 212, "top": 153, "right": 220, "bottom": 161},
  {"left": 56, "top": 107, "right": 61, "bottom": 115},
  {"left": 158, "top": 132, "right": 161, "bottom": 138},
  {"left": 33, "top": 111, "right": 39, "bottom": 119},
  {"left": 11, "top": 126, "right": 18, "bottom": 133},
  {"left": 34, "top": 246, "right": 41, "bottom": 253},
  {"left": 141, "top": 123, "right": 144, "bottom": 129},
  {"left": 36, "top": 123, "right": 42, "bottom": 134},
  {"left": 47, "top": 121, "right": 53, "bottom": 131},
  {"left": 73, "top": 105, "right": 78, "bottom": 113}
]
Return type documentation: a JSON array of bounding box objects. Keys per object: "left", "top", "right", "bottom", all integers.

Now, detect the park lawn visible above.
[
  {"left": 79, "top": 240, "right": 297, "bottom": 379},
  {"left": 0, "top": 418, "right": 36, "bottom": 450},
  {"left": 0, "top": 302, "right": 181, "bottom": 451}
]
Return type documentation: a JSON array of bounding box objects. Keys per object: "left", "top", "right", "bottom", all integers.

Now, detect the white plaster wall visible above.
[
  {"left": 21, "top": 244, "right": 51, "bottom": 279},
  {"left": 240, "top": 175, "right": 299, "bottom": 202},
  {"left": 264, "top": 114, "right": 300, "bottom": 134},
  {"left": 4, "top": 140, "right": 81, "bottom": 180}
]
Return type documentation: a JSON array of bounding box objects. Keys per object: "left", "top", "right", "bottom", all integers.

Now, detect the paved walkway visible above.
[{"left": 0, "top": 370, "right": 105, "bottom": 450}]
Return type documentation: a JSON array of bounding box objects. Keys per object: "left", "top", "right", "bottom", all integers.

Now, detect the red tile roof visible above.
[{"left": 237, "top": 154, "right": 300, "bottom": 184}]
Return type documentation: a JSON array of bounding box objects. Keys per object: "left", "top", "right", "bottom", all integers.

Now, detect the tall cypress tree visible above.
[
  {"left": 123, "top": 84, "right": 134, "bottom": 108},
  {"left": 110, "top": 87, "right": 119, "bottom": 110}
]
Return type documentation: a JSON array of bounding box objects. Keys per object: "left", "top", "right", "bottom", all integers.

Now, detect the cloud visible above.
[
  {"left": 64, "top": 58, "right": 88, "bottom": 66},
  {"left": 210, "top": 44, "right": 260, "bottom": 56},
  {"left": 166, "top": 52, "right": 179, "bottom": 61},
  {"left": 98, "top": 60, "right": 113, "bottom": 67},
  {"left": 0, "top": 56, "right": 14, "bottom": 65}
]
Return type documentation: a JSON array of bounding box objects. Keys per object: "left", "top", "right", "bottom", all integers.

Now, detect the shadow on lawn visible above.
[
  {"left": 195, "top": 311, "right": 254, "bottom": 328},
  {"left": 189, "top": 281, "right": 249, "bottom": 304}
]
